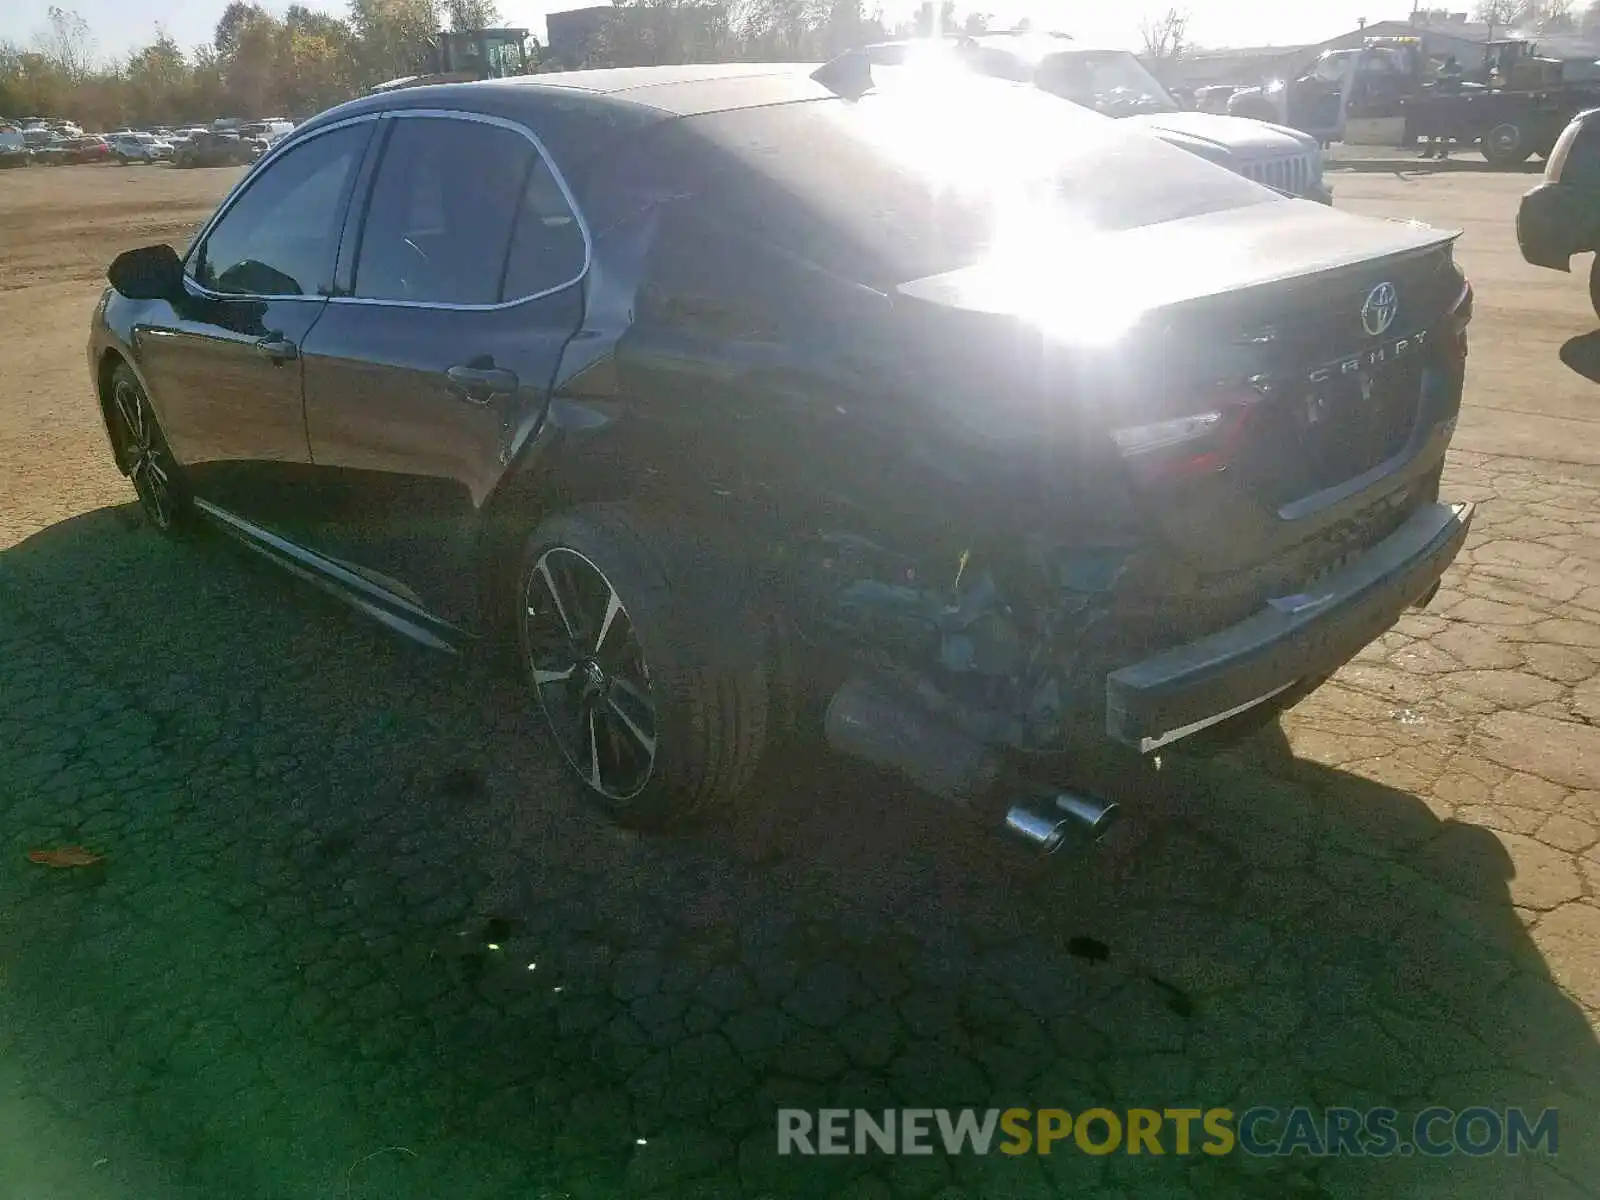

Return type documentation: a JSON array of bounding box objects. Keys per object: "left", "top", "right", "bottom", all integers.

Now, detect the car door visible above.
[
  {"left": 298, "top": 110, "right": 588, "bottom": 624},
  {"left": 131, "top": 118, "right": 377, "bottom": 523}
]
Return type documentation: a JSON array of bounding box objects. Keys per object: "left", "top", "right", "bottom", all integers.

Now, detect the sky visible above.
[{"left": 1, "top": 0, "right": 1411, "bottom": 64}]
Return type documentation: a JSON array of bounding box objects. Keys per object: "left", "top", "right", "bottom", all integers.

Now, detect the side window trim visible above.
[
  {"left": 183, "top": 114, "right": 381, "bottom": 302},
  {"left": 330, "top": 108, "right": 593, "bottom": 312},
  {"left": 332, "top": 115, "right": 396, "bottom": 298}
]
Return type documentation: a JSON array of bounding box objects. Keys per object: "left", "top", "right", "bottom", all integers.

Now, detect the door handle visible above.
[
  {"left": 446, "top": 362, "right": 519, "bottom": 403},
  {"left": 255, "top": 333, "right": 298, "bottom": 363}
]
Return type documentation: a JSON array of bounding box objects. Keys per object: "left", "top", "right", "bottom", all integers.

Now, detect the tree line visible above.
[
  {"left": 1471, "top": 0, "right": 1600, "bottom": 36},
  {"left": 1, "top": 0, "right": 508, "bottom": 129},
  {"left": 0, "top": 0, "right": 1001, "bottom": 131},
  {"left": 583, "top": 0, "right": 990, "bottom": 70}
]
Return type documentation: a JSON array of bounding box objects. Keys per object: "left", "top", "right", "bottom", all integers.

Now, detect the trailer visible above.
[
  {"left": 1403, "top": 41, "right": 1600, "bottom": 165},
  {"left": 1279, "top": 34, "right": 1600, "bottom": 165}
]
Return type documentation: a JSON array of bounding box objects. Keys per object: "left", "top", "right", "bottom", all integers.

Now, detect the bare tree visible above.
[
  {"left": 1139, "top": 7, "right": 1189, "bottom": 64},
  {"left": 34, "top": 6, "right": 94, "bottom": 81},
  {"left": 1473, "top": 0, "right": 1519, "bottom": 39},
  {"left": 1522, "top": 0, "right": 1576, "bottom": 30}
]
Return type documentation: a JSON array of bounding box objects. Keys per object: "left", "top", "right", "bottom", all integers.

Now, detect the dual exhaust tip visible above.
[
  {"left": 822, "top": 676, "right": 1122, "bottom": 857},
  {"left": 1003, "top": 792, "right": 1121, "bottom": 855}
]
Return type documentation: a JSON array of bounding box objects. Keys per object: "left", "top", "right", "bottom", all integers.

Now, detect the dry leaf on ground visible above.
[{"left": 26, "top": 846, "right": 105, "bottom": 868}]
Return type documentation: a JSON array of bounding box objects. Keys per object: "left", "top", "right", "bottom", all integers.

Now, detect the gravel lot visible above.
[{"left": 0, "top": 161, "right": 1597, "bottom": 1199}]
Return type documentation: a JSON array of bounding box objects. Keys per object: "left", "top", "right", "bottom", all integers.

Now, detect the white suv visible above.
[{"left": 109, "top": 131, "right": 173, "bottom": 164}]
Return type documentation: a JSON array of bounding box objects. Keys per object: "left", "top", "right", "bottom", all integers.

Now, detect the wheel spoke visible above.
[
  {"left": 114, "top": 388, "right": 142, "bottom": 443},
  {"left": 535, "top": 557, "right": 577, "bottom": 639},
  {"left": 610, "top": 676, "right": 651, "bottom": 710},
  {"left": 585, "top": 704, "right": 603, "bottom": 789},
  {"left": 593, "top": 585, "right": 623, "bottom": 655},
  {"left": 146, "top": 456, "right": 168, "bottom": 485},
  {"left": 147, "top": 475, "right": 170, "bottom": 525},
  {"left": 605, "top": 692, "right": 656, "bottom": 757},
  {"left": 530, "top": 664, "right": 575, "bottom": 686}
]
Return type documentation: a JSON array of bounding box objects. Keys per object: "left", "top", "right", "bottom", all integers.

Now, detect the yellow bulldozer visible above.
[{"left": 371, "top": 27, "right": 534, "bottom": 93}]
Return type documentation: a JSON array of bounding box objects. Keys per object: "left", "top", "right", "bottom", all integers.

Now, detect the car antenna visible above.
[{"left": 811, "top": 49, "right": 874, "bottom": 100}]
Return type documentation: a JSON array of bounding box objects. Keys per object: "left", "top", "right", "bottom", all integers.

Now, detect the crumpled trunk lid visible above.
[{"left": 891, "top": 199, "right": 1464, "bottom": 577}]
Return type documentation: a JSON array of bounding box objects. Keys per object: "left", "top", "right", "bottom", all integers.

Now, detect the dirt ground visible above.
[{"left": 0, "top": 160, "right": 1597, "bottom": 1198}]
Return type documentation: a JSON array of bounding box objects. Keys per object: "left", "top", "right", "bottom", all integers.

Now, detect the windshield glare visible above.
[{"left": 1034, "top": 50, "right": 1179, "bottom": 114}]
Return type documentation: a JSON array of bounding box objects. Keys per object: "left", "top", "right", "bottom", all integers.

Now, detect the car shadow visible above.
[
  {"left": 0, "top": 506, "right": 1593, "bottom": 1198},
  {"left": 1560, "top": 330, "right": 1600, "bottom": 382}
]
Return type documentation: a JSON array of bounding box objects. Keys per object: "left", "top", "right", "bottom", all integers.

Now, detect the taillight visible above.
[
  {"left": 1546, "top": 119, "right": 1582, "bottom": 183},
  {"left": 1112, "top": 395, "right": 1254, "bottom": 483}
]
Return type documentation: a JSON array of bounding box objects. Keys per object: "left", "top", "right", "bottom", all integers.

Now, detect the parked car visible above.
[
  {"left": 0, "top": 128, "right": 30, "bottom": 167},
  {"left": 1194, "top": 84, "right": 1242, "bottom": 114},
  {"left": 89, "top": 63, "right": 1474, "bottom": 841},
  {"left": 36, "top": 135, "right": 110, "bottom": 164},
  {"left": 1517, "top": 106, "right": 1600, "bottom": 316},
  {"left": 239, "top": 118, "right": 295, "bottom": 143},
  {"left": 109, "top": 131, "right": 174, "bottom": 163},
  {"left": 171, "top": 130, "right": 260, "bottom": 167}
]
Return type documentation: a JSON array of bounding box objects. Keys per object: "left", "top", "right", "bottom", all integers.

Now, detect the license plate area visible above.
[{"left": 1248, "top": 357, "right": 1422, "bottom": 506}]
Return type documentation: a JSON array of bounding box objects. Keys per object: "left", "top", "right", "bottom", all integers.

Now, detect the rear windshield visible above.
[{"left": 649, "top": 69, "right": 1274, "bottom": 288}]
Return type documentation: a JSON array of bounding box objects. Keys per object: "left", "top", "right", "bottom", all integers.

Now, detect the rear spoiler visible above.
[
  {"left": 811, "top": 52, "right": 875, "bottom": 100},
  {"left": 812, "top": 38, "right": 990, "bottom": 99}
]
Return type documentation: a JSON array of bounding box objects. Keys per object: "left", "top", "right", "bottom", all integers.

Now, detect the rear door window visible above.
[
  {"left": 352, "top": 115, "right": 554, "bottom": 306},
  {"left": 501, "top": 155, "right": 587, "bottom": 299}
]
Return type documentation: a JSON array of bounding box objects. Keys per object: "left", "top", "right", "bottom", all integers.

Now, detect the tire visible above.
[
  {"left": 1483, "top": 121, "right": 1533, "bottom": 167},
  {"left": 516, "top": 505, "right": 768, "bottom": 828},
  {"left": 107, "top": 363, "right": 191, "bottom": 533}
]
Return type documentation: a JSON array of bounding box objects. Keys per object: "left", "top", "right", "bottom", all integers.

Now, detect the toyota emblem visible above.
[{"left": 1361, "top": 281, "right": 1398, "bottom": 337}]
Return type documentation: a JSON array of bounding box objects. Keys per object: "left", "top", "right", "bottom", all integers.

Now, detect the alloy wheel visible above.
[
  {"left": 113, "top": 378, "right": 176, "bottom": 530},
  {"left": 522, "top": 546, "right": 658, "bottom": 801}
]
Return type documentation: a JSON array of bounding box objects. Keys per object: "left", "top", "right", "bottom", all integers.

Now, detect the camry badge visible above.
[{"left": 1361, "top": 281, "right": 1398, "bottom": 337}]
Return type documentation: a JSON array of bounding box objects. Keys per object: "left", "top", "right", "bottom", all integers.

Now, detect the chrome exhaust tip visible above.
[
  {"left": 1002, "top": 804, "right": 1072, "bottom": 856},
  {"left": 1054, "top": 792, "right": 1121, "bottom": 841}
]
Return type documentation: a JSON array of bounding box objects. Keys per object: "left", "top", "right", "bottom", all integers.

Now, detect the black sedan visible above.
[
  {"left": 1517, "top": 106, "right": 1600, "bottom": 316},
  {"left": 88, "top": 61, "right": 1475, "bottom": 847},
  {"left": 171, "top": 131, "right": 262, "bottom": 168}
]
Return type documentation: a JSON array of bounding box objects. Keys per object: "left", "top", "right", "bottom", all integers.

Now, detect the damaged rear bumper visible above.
[{"left": 1105, "top": 500, "right": 1473, "bottom": 752}]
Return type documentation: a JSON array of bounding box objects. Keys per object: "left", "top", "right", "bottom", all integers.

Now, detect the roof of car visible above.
[
  {"left": 283, "top": 62, "right": 850, "bottom": 186},
  {"left": 495, "top": 62, "right": 819, "bottom": 105},
  {"left": 306, "top": 62, "right": 833, "bottom": 129}
]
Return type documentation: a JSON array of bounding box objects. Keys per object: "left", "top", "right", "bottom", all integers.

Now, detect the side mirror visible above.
[{"left": 107, "top": 244, "right": 185, "bottom": 301}]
